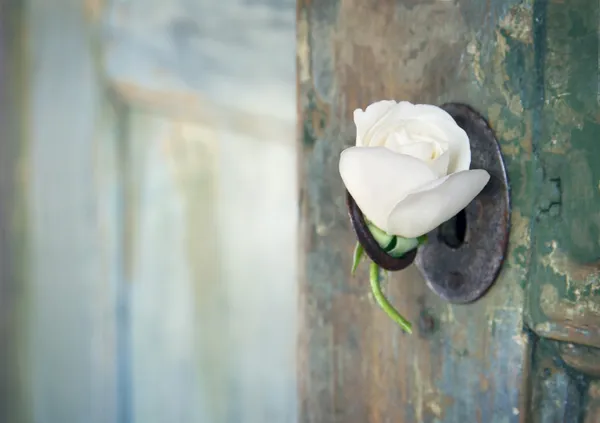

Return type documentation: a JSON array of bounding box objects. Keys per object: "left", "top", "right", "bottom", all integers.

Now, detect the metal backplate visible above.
[{"left": 415, "top": 103, "right": 510, "bottom": 304}]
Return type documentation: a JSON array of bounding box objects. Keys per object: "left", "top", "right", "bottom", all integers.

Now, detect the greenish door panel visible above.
[
  {"left": 525, "top": 0, "right": 600, "bottom": 349},
  {"left": 523, "top": 1, "right": 600, "bottom": 419},
  {"left": 298, "top": 0, "right": 600, "bottom": 422}
]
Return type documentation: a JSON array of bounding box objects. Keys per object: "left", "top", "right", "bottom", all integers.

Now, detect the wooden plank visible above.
[{"left": 297, "top": 1, "right": 535, "bottom": 421}]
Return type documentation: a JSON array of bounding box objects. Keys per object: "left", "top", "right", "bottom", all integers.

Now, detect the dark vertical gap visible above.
[
  {"left": 519, "top": 328, "right": 537, "bottom": 423},
  {"left": 522, "top": 2, "right": 548, "bottom": 420},
  {"left": 563, "top": 367, "right": 589, "bottom": 423},
  {"left": 531, "top": 0, "right": 547, "bottom": 176},
  {"left": 531, "top": 0, "right": 548, "bottom": 202},
  {"left": 438, "top": 209, "right": 467, "bottom": 249},
  {"left": 526, "top": 336, "right": 591, "bottom": 423},
  {"left": 114, "top": 96, "right": 134, "bottom": 423},
  {"left": 532, "top": 0, "right": 548, "bottom": 134},
  {"left": 526, "top": 0, "right": 548, "bottom": 301}
]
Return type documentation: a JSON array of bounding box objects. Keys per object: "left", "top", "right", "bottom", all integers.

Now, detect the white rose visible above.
[{"left": 339, "top": 100, "right": 490, "bottom": 239}]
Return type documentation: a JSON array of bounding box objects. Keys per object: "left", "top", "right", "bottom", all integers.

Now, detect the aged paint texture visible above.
[
  {"left": 525, "top": 0, "right": 600, "bottom": 361},
  {"left": 298, "top": 0, "right": 600, "bottom": 421},
  {"left": 298, "top": 0, "right": 530, "bottom": 422}
]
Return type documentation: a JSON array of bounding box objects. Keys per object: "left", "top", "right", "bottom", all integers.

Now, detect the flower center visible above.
[{"left": 384, "top": 128, "right": 446, "bottom": 163}]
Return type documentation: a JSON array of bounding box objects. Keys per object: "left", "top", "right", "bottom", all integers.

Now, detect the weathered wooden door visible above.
[{"left": 298, "top": 0, "right": 600, "bottom": 422}]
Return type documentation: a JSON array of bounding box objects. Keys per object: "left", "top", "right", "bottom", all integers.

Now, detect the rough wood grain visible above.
[{"left": 298, "top": 1, "right": 534, "bottom": 422}]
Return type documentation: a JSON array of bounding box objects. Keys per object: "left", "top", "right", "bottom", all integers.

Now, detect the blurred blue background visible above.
[{"left": 0, "top": 0, "right": 297, "bottom": 422}]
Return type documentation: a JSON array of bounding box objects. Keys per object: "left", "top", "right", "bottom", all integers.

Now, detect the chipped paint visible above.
[
  {"left": 540, "top": 241, "right": 600, "bottom": 292},
  {"left": 540, "top": 284, "right": 600, "bottom": 323},
  {"left": 525, "top": 4, "right": 600, "bottom": 398},
  {"left": 499, "top": 4, "right": 533, "bottom": 45},
  {"left": 558, "top": 343, "right": 600, "bottom": 377}
]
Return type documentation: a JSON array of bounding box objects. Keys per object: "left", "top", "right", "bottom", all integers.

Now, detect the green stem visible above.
[
  {"left": 351, "top": 242, "right": 364, "bottom": 276},
  {"left": 369, "top": 262, "right": 413, "bottom": 334}
]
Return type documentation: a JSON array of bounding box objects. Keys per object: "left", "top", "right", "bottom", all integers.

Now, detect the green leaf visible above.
[
  {"left": 366, "top": 222, "right": 394, "bottom": 249},
  {"left": 387, "top": 236, "right": 419, "bottom": 258},
  {"left": 383, "top": 236, "right": 397, "bottom": 252},
  {"left": 351, "top": 242, "right": 364, "bottom": 276},
  {"left": 369, "top": 262, "right": 412, "bottom": 333},
  {"left": 365, "top": 222, "right": 422, "bottom": 258}
]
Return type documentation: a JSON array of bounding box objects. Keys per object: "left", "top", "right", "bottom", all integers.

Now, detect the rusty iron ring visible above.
[{"left": 346, "top": 190, "right": 417, "bottom": 271}]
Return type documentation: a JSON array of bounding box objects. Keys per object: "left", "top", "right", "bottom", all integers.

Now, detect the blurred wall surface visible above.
[{"left": 2, "top": 0, "right": 297, "bottom": 422}]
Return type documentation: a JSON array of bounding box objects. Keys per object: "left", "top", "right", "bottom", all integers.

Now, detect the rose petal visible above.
[
  {"left": 354, "top": 100, "right": 397, "bottom": 146},
  {"left": 339, "top": 146, "right": 438, "bottom": 231},
  {"left": 427, "top": 149, "right": 450, "bottom": 177},
  {"left": 421, "top": 116, "right": 470, "bottom": 173},
  {"left": 389, "top": 103, "right": 470, "bottom": 173},
  {"left": 389, "top": 140, "right": 435, "bottom": 162},
  {"left": 386, "top": 169, "right": 490, "bottom": 238},
  {"left": 364, "top": 102, "right": 418, "bottom": 146},
  {"left": 360, "top": 101, "right": 418, "bottom": 147},
  {"left": 355, "top": 101, "right": 471, "bottom": 173},
  {"left": 377, "top": 102, "right": 450, "bottom": 129}
]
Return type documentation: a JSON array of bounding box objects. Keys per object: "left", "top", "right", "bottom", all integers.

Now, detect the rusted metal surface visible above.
[{"left": 416, "top": 103, "right": 510, "bottom": 304}]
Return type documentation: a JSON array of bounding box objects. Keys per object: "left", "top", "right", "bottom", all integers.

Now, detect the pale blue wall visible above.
[{"left": 21, "top": 1, "right": 297, "bottom": 422}]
